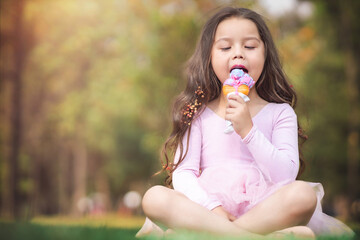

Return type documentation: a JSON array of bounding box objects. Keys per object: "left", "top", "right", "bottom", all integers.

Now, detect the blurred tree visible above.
[
  {"left": 0, "top": 0, "right": 36, "bottom": 219},
  {"left": 317, "top": 0, "right": 360, "bottom": 219},
  {"left": 0, "top": 0, "right": 223, "bottom": 217},
  {"left": 284, "top": 0, "right": 360, "bottom": 220},
  {"left": 260, "top": 0, "right": 359, "bottom": 221}
]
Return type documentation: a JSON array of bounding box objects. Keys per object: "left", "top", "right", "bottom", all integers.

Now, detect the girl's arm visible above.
[
  {"left": 242, "top": 104, "right": 299, "bottom": 183},
  {"left": 172, "top": 117, "right": 222, "bottom": 211}
]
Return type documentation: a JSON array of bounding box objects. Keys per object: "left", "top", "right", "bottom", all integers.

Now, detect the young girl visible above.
[{"left": 137, "top": 7, "right": 354, "bottom": 238}]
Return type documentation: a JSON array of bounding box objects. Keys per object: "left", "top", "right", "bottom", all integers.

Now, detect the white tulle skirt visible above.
[{"left": 306, "top": 182, "right": 354, "bottom": 237}]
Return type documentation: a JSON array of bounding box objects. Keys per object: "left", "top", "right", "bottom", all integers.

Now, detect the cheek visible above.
[
  {"left": 255, "top": 53, "right": 265, "bottom": 75},
  {"left": 210, "top": 52, "right": 218, "bottom": 70},
  {"left": 257, "top": 59, "right": 265, "bottom": 73},
  {"left": 211, "top": 55, "right": 226, "bottom": 78},
  {"left": 251, "top": 59, "right": 265, "bottom": 82}
]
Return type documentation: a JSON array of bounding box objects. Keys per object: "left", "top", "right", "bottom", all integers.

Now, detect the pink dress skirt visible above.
[
  {"left": 198, "top": 163, "right": 291, "bottom": 217},
  {"left": 198, "top": 163, "right": 354, "bottom": 237}
]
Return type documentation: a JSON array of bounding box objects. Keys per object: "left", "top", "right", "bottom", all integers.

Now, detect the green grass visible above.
[
  {"left": 31, "top": 214, "right": 146, "bottom": 229},
  {"left": 0, "top": 222, "right": 358, "bottom": 240},
  {"left": 0, "top": 221, "right": 138, "bottom": 240},
  {"left": 0, "top": 215, "right": 358, "bottom": 240}
]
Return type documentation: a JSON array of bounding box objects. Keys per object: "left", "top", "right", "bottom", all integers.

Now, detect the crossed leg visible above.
[
  {"left": 138, "top": 181, "right": 317, "bottom": 237},
  {"left": 139, "top": 185, "right": 255, "bottom": 237},
  {"left": 234, "top": 181, "right": 317, "bottom": 234}
]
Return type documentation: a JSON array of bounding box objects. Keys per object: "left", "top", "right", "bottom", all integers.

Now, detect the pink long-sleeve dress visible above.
[{"left": 172, "top": 103, "right": 354, "bottom": 236}]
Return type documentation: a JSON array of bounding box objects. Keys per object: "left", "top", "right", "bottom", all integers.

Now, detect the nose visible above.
[{"left": 233, "top": 46, "right": 244, "bottom": 59}]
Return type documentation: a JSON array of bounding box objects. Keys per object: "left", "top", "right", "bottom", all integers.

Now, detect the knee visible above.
[
  {"left": 286, "top": 181, "right": 317, "bottom": 222},
  {"left": 142, "top": 185, "right": 169, "bottom": 219}
]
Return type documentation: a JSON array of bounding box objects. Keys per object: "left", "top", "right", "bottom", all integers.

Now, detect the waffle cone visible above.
[{"left": 223, "top": 85, "right": 250, "bottom": 96}]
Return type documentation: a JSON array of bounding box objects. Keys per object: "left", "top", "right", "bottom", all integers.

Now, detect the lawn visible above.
[{"left": 0, "top": 214, "right": 358, "bottom": 240}]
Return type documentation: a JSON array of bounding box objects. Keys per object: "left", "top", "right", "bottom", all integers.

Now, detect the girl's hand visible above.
[
  {"left": 211, "top": 206, "right": 237, "bottom": 221},
  {"left": 225, "top": 94, "right": 253, "bottom": 138}
]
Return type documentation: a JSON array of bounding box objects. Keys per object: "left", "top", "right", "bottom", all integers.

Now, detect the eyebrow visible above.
[{"left": 214, "top": 37, "right": 261, "bottom": 43}]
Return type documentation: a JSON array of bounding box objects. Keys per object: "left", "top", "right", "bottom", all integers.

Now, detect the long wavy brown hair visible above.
[{"left": 160, "top": 7, "right": 307, "bottom": 186}]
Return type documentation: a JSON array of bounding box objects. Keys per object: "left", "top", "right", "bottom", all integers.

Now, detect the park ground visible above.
[{"left": 0, "top": 214, "right": 359, "bottom": 240}]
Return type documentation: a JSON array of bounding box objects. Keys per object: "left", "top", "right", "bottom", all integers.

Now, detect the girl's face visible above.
[{"left": 211, "top": 17, "right": 265, "bottom": 84}]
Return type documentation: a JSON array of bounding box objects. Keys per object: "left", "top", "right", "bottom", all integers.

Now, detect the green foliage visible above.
[
  {"left": 276, "top": 1, "right": 360, "bottom": 206},
  {"left": 291, "top": 1, "right": 360, "bottom": 205},
  {"left": 1, "top": 0, "right": 208, "bottom": 214}
]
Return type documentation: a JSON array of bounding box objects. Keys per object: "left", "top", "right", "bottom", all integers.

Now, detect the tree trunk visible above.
[
  {"left": 2, "top": 0, "right": 26, "bottom": 219},
  {"left": 57, "top": 139, "right": 72, "bottom": 214},
  {"left": 71, "top": 137, "right": 87, "bottom": 216}
]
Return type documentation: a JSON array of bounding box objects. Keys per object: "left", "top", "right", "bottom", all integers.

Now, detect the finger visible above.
[
  {"left": 227, "top": 99, "right": 243, "bottom": 108},
  {"left": 227, "top": 93, "right": 240, "bottom": 100},
  {"left": 226, "top": 101, "right": 231, "bottom": 109},
  {"left": 227, "top": 93, "right": 242, "bottom": 101},
  {"left": 225, "top": 108, "right": 236, "bottom": 116},
  {"left": 228, "top": 94, "right": 246, "bottom": 105},
  {"left": 224, "top": 113, "right": 232, "bottom": 121},
  {"left": 225, "top": 112, "right": 236, "bottom": 122}
]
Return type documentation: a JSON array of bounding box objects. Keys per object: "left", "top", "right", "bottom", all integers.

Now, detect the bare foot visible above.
[
  {"left": 135, "top": 217, "right": 164, "bottom": 238},
  {"left": 268, "top": 226, "right": 315, "bottom": 239}
]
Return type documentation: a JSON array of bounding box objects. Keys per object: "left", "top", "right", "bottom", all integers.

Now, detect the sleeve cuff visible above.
[{"left": 241, "top": 125, "right": 257, "bottom": 143}]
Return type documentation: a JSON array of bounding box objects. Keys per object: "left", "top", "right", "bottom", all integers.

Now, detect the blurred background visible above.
[{"left": 0, "top": 0, "right": 359, "bottom": 226}]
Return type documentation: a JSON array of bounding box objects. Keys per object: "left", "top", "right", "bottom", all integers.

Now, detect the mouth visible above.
[{"left": 230, "top": 65, "right": 248, "bottom": 73}]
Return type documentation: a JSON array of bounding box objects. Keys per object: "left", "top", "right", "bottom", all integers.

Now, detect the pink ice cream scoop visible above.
[{"left": 222, "top": 69, "right": 255, "bottom": 97}]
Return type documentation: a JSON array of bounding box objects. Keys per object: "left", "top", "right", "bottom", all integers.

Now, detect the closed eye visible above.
[
  {"left": 245, "top": 46, "right": 255, "bottom": 49},
  {"left": 221, "top": 47, "right": 231, "bottom": 51}
]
